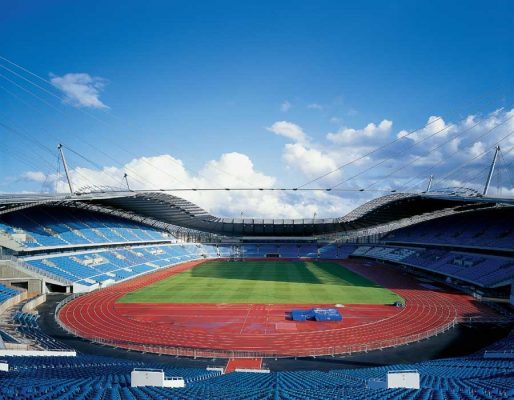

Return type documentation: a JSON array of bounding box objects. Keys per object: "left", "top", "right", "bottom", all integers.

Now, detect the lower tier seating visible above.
[
  {"left": 13, "top": 312, "right": 72, "bottom": 351},
  {"left": 21, "top": 243, "right": 213, "bottom": 285},
  {"left": 0, "top": 348, "right": 512, "bottom": 399}
]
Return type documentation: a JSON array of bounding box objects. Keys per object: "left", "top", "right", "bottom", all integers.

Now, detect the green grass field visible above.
[{"left": 118, "top": 260, "right": 402, "bottom": 304}]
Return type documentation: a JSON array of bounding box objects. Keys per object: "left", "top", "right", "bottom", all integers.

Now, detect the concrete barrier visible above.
[
  {"left": 4, "top": 343, "right": 29, "bottom": 351},
  {"left": 21, "top": 294, "right": 47, "bottom": 313},
  {"left": 0, "top": 291, "right": 27, "bottom": 315}
]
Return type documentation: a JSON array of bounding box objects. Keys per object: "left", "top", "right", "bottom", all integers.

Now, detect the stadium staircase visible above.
[{"left": 225, "top": 358, "right": 263, "bottom": 373}]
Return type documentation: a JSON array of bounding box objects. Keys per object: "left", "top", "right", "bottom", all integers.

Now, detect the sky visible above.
[{"left": 1, "top": 0, "right": 514, "bottom": 218}]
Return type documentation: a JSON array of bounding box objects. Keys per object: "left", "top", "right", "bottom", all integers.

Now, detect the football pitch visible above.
[{"left": 118, "top": 260, "right": 403, "bottom": 304}]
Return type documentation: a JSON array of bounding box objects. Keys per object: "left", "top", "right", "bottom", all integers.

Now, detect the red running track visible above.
[{"left": 58, "top": 259, "right": 499, "bottom": 358}]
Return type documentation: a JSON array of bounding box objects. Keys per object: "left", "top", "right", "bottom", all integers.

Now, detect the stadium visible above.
[
  {"left": 2, "top": 2, "right": 514, "bottom": 399},
  {"left": 0, "top": 183, "right": 513, "bottom": 399}
]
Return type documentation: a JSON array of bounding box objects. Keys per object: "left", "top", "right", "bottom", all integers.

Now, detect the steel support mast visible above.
[
  {"left": 58, "top": 144, "right": 74, "bottom": 195},
  {"left": 483, "top": 145, "right": 500, "bottom": 196}
]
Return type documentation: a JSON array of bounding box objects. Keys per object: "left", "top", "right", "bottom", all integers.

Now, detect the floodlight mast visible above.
[
  {"left": 483, "top": 145, "right": 500, "bottom": 196},
  {"left": 58, "top": 144, "right": 74, "bottom": 195}
]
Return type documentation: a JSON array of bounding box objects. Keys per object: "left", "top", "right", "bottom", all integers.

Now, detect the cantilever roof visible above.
[{"left": 1, "top": 190, "right": 513, "bottom": 237}]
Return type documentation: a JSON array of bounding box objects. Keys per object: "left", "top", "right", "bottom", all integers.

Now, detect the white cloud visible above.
[
  {"left": 327, "top": 119, "right": 393, "bottom": 145},
  {"left": 269, "top": 108, "right": 514, "bottom": 193},
  {"left": 307, "top": 103, "right": 323, "bottom": 110},
  {"left": 282, "top": 143, "right": 341, "bottom": 180},
  {"left": 267, "top": 121, "right": 345, "bottom": 183},
  {"left": 20, "top": 171, "right": 46, "bottom": 183},
  {"left": 397, "top": 116, "right": 454, "bottom": 142},
  {"left": 280, "top": 100, "right": 292, "bottom": 112},
  {"left": 267, "top": 121, "right": 308, "bottom": 142},
  {"left": 425, "top": 116, "right": 450, "bottom": 134},
  {"left": 50, "top": 73, "right": 109, "bottom": 109},
  {"left": 27, "top": 152, "right": 351, "bottom": 218},
  {"left": 469, "top": 141, "right": 485, "bottom": 157}
]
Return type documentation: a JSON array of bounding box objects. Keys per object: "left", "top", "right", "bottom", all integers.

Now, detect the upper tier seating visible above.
[
  {"left": 383, "top": 208, "right": 514, "bottom": 251},
  {"left": 0, "top": 207, "right": 173, "bottom": 249}
]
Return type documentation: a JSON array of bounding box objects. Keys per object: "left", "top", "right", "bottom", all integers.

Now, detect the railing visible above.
[
  {"left": 0, "top": 255, "right": 71, "bottom": 285},
  {"left": 54, "top": 293, "right": 82, "bottom": 319},
  {"left": 484, "top": 349, "right": 514, "bottom": 355}
]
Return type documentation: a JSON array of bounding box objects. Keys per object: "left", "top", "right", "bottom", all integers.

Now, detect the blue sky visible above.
[{"left": 1, "top": 1, "right": 514, "bottom": 217}]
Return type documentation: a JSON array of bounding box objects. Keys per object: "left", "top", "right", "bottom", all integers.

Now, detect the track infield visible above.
[{"left": 117, "top": 260, "right": 403, "bottom": 304}]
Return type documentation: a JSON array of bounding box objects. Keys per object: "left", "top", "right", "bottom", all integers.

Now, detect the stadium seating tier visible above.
[
  {"left": 0, "top": 348, "right": 513, "bottom": 399},
  {"left": 0, "top": 207, "right": 172, "bottom": 249}
]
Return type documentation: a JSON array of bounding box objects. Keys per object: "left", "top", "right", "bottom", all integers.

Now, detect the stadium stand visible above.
[
  {"left": 318, "top": 243, "right": 356, "bottom": 259},
  {"left": 0, "top": 333, "right": 512, "bottom": 400},
  {"left": 0, "top": 194, "right": 513, "bottom": 399},
  {"left": 219, "top": 243, "right": 356, "bottom": 259},
  {"left": 0, "top": 206, "right": 173, "bottom": 249},
  {"left": 352, "top": 245, "right": 514, "bottom": 287},
  {"left": 20, "top": 243, "right": 213, "bottom": 286}
]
